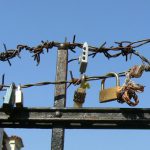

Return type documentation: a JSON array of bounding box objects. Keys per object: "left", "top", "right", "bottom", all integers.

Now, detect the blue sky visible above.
[{"left": 0, "top": 0, "right": 150, "bottom": 149}]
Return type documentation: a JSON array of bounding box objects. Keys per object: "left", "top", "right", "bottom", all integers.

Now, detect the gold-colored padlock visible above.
[{"left": 100, "top": 72, "right": 121, "bottom": 103}]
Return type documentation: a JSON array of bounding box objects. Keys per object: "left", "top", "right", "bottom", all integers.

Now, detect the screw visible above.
[{"left": 55, "top": 111, "right": 61, "bottom": 117}]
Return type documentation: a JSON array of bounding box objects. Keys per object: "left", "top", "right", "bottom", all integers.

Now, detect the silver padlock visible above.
[
  {"left": 79, "top": 42, "right": 88, "bottom": 74},
  {"left": 3, "top": 83, "right": 15, "bottom": 110},
  {"left": 15, "top": 85, "right": 23, "bottom": 108}
]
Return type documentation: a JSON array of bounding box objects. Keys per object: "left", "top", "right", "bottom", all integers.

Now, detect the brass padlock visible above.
[{"left": 100, "top": 72, "right": 120, "bottom": 103}]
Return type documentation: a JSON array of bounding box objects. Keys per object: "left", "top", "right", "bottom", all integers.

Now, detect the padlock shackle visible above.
[
  {"left": 80, "top": 74, "right": 86, "bottom": 88},
  {"left": 101, "top": 72, "right": 120, "bottom": 90}
]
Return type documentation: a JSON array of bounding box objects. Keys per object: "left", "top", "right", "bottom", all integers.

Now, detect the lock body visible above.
[
  {"left": 79, "top": 42, "right": 88, "bottom": 74},
  {"left": 99, "top": 72, "right": 121, "bottom": 103},
  {"left": 3, "top": 83, "right": 15, "bottom": 110},
  {"left": 73, "top": 87, "right": 86, "bottom": 108},
  {"left": 100, "top": 86, "right": 120, "bottom": 103}
]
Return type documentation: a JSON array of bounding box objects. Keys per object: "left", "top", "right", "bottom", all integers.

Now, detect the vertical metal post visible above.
[
  {"left": 0, "top": 129, "right": 3, "bottom": 150},
  {"left": 51, "top": 44, "right": 68, "bottom": 150}
]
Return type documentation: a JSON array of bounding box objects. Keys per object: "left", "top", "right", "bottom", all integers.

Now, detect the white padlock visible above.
[
  {"left": 79, "top": 42, "right": 88, "bottom": 74},
  {"left": 15, "top": 85, "right": 23, "bottom": 108}
]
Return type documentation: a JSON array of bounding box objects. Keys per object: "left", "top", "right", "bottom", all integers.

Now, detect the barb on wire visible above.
[
  {"left": 1, "top": 44, "right": 21, "bottom": 66},
  {"left": 132, "top": 50, "right": 150, "bottom": 65}
]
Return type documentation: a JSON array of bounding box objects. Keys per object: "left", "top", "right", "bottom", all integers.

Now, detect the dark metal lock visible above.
[
  {"left": 73, "top": 87, "right": 86, "bottom": 108},
  {"left": 74, "top": 87, "right": 86, "bottom": 103}
]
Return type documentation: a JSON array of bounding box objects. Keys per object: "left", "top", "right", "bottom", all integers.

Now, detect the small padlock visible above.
[
  {"left": 15, "top": 85, "right": 23, "bottom": 108},
  {"left": 100, "top": 72, "right": 121, "bottom": 103},
  {"left": 79, "top": 42, "right": 89, "bottom": 74},
  {"left": 73, "top": 87, "right": 86, "bottom": 108},
  {"left": 3, "top": 83, "right": 15, "bottom": 110}
]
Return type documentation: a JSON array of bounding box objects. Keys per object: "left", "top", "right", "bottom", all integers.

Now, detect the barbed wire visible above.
[
  {"left": 0, "top": 71, "right": 126, "bottom": 90},
  {"left": 0, "top": 38, "right": 150, "bottom": 65},
  {"left": 1, "top": 64, "right": 150, "bottom": 90}
]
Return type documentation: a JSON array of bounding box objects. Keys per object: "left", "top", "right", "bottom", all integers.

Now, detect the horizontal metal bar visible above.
[{"left": 0, "top": 107, "right": 150, "bottom": 129}]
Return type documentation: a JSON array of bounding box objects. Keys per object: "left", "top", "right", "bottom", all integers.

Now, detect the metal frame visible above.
[{"left": 0, "top": 108, "right": 150, "bottom": 129}]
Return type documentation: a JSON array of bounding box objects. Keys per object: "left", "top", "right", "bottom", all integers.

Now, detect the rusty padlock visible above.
[
  {"left": 73, "top": 87, "right": 86, "bottom": 107},
  {"left": 100, "top": 72, "right": 121, "bottom": 103},
  {"left": 73, "top": 75, "right": 89, "bottom": 108}
]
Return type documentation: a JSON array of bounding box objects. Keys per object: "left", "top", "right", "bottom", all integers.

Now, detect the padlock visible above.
[
  {"left": 15, "top": 85, "right": 23, "bottom": 108},
  {"left": 73, "top": 75, "right": 89, "bottom": 108},
  {"left": 73, "top": 87, "right": 86, "bottom": 108},
  {"left": 79, "top": 42, "right": 89, "bottom": 74},
  {"left": 100, "top": 72, "right": 121, "bottom": 103},
  {"left": 3, "top": 83, "right": 15, "bottom": 110}
]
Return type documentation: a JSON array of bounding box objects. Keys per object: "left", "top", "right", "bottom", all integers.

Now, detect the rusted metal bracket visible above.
[{"left": 0, "top": 107, "right": 150, "bottom": 129}]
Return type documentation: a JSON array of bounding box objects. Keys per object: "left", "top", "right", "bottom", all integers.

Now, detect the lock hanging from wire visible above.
[
  {"left": 74, "top": 42, "right": 89, "bottom": 108},
  {"left": 79, "top": 42, "right": 89, "bottom": 74},
  {"left": 3, "top": 83, "right": 15, "bottom": 110},
  {"left": 73, "top": 75, "right": 90, "bottom": 108},
  {"left": 99, "top": 72, "right": 121, "bottom": 103},
  {"left": 3, "top": 83, "right": 24, "bottom": 110}
]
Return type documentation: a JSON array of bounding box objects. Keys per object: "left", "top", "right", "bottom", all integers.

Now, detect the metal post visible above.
[
  {"left": 0, "top": 129, "right": 3, "bottom": 150},
  {"left": 51, "top": 44, "right": 68, "bottom": 150}
]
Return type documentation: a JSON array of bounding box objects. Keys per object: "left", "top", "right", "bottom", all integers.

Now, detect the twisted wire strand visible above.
[
  {"left": 1, "top": 63, "right": 150, "bottom": 90},
  {"left": 0, "top": 71, "right": 127, "bottom": 90}
]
